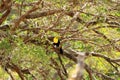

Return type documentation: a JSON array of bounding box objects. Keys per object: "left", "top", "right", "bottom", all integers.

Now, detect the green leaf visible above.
[
  {"left": 117, "top": 28, "right": 120, "bottom": 32},
  {"left": 0, "top": 13, "right": 2, "bottom": 17}
]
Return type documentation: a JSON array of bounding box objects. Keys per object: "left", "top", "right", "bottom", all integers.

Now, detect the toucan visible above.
[{"left": 53, "top": 37, "right": 63, "bottom": 54}]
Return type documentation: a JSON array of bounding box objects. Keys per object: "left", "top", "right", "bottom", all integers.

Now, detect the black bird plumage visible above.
[{"left": 53, "top": 37, "right": 63, "bottom": 54}]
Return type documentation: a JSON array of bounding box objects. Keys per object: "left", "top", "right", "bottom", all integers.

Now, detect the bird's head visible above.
[{"left": 53, "top": 36, "right": 59, "bottom": 43}]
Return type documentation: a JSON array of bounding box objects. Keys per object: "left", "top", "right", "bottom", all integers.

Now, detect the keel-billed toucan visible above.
[{"left": 53, "top": 37, "right": 63, "bottom": 54}]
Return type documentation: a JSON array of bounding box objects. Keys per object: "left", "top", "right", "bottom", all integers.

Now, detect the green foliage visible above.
[
  {"left": 0, "top": 0, "right": 120, "bottom": 79},
  {"left": 80, "top": 13, "right": 92, "bottom": 21},
  {"left": 111, "top": 11, "right": 120, "bottom": 17},
  {"left": 0, "top": 67, "right": 9, "bottom": 79},
  {"left": 0, "top": 39, "right": 12, "bottom": 54},
  {"left": 117, "top": 28, "right": 120, "bottom": 32},
  {"left": 0, "top": 13, "right": 2, "bottom": 17}
]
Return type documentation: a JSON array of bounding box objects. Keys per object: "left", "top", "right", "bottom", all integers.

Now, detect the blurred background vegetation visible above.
[{"left": 0, "top": 0, "right": 120, "bottom": 80}]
